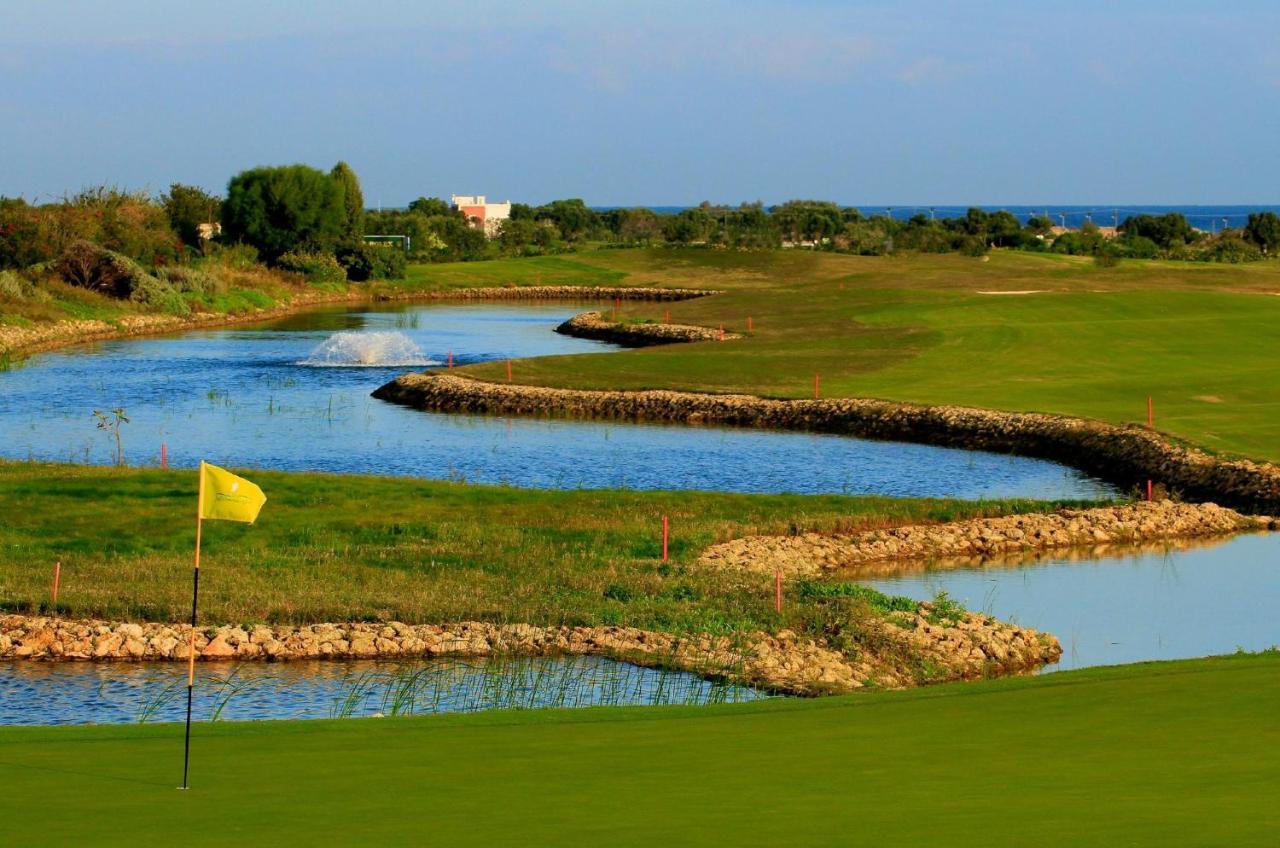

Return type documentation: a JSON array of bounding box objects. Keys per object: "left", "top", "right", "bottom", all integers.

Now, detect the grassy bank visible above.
[
  {"left": 408, "top": 249, "right": 1280, "bottom": 462},
  {"left": 0, "top": 652, "right": 1274, "bottom": 846},
  {"left": 0, "top": 462, "right": 1092, "bottom": 636}
]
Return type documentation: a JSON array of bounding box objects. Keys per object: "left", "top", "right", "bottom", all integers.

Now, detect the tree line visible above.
[{"left": 366, "top": 199, "right": 1280, "bottom": 264}]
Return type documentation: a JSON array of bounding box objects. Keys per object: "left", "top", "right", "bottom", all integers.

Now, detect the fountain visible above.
[{"left": 299, "top": 331, "right": 434, "bottom": 367}]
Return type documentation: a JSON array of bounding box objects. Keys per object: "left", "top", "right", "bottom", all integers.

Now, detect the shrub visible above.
[
  {"left": 336, "top": 243, "right": 407, "bottom": 281},
  {"left": 1093, "top": 248, "right": 1121, "bottom": 268},
  {"left": 1202, "top": 233, "right": 1264, "bottom": 264},
  {"left": 0, "top": 269, "right": 31, "bottom": 300},
  {"left": 276, "top": 251, "right": 347, "bottom": 284},
  {"left": 203, "top": 243, "right": 259, "bottom": 270},
  {"left": 53, "top": 240, "right": 153, "bottom": 298},
  {"left": 129, "top": 275, "right": 190, "bottom": 315},
  {"left": 155, "top": 266, "right": 217, "bottom": 295},
  {"left": 924, "top": 590, "right": 966, "bottom": 626}
]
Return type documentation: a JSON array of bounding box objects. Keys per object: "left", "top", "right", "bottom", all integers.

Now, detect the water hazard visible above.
[
  {"left": 0, "top": 655, "right": 766, "bottom": 727},
  {"left": 0, "top": 303, "right": 1114, "bottom": 500},
  {"left": 862, "top": 533, "right": 1280, "bottom": 671}
]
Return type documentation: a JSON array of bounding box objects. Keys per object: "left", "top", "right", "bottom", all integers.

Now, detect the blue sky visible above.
[{"left": 2, "top": 1, "right": 1278, "bottom": 206}]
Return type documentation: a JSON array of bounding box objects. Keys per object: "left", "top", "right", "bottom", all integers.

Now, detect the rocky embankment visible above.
[
  {"left": 555, "top": 311, "right": 742, "bottom": 346},
  {"left": 700, "top": 501, "right": 1273, "bottom": 578},
  {"left": 0, "top": 612, "right": 1059, "bottom": 695},
  {"left": 372, "top": 374, "right": 1280, "bottom": 515},
  {"left": 0, "top": 286, "right": 716, "bottom": 359}
]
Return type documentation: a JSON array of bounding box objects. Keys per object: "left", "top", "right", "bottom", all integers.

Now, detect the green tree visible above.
[
  {"left": 1025, "top": 215, "right": 1054, "bottom": 236},
  {"left": 329, "top": 162, "right": 365, "bottom": 243},
  {"left": 161, "top": 183, "right": 220, "bottom": 248},
  {"left": 1119, "top": 213, "right": 1195, "bottom": 249},
  {"left": 1244, "top": 212, "right": 1280, "bottom": 254},
  {"left": 407, "top": 197, "right": 453, "bottom": 218},
  {"left": 221, "top": 165, "right": 346, "bottom": 262},
  {"left": 617, "top": 208, "right": 662, "bottom": 244},
  {"left": 534, "top": 199, "right": 596, "bottom": 241}
]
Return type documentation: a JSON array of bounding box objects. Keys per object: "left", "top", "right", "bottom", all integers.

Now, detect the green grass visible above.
[
  {"left": 383, "top": 254, "right": 628, "bottom": 291},
  {"left": 433, "top": 248, "right": 1280, "bottom": 462},
  {"left": 0, "top": 652, "right": 1275, "bottom": 846},
  {"left": 0, "top": 462, "right": 1091, "bottom": 639}
]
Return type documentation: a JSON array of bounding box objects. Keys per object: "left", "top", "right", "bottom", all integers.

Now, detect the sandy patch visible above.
[
  {"left": 1193, "top": 395, "right": 1224, "bottom": 404},
  {"left": 976, "top": 289, "right": 1046, "bottom": 295}
]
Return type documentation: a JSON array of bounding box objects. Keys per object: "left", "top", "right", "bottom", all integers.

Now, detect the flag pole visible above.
[{"left": 181, "top": 462, "right": 205, "bottom": 790}]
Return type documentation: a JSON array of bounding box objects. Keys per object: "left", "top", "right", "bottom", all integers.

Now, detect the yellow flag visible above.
[{"left": 199, "top": 462, "right": 266, "bottom": 524}]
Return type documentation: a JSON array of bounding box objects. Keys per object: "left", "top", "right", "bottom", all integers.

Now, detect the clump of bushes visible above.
[
  {"left": 53, "top": 240, "right": 155, "bottom": 298},
  {"left": 336, "top": 243, "right": 407, "bottom": 282},
  {"left": 129, "top": 274, "right": 190, "bottom": 316},
  {"left": 51, "top": 240, "right": 189, "bottom": 315},
  {"left": 0, "top": 269, "right": 50, "bottom": 303},
  {"left": 276, "top": 251, "right": 347, "bottom": 284},
  {"left": 155, "top": 266, "right": 219, "bottom": 296}
]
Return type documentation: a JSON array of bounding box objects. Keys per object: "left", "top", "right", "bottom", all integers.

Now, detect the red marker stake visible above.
[
  {"left": 661, "top": 515, "right": 669, "bottom": 562},
  {"left": 718, "top": 324, "right": 724, "bottom": 342},
  {"left": 775, "top": 570, "right": 782, "bottom": 613},
  {"left": 747, "top": 316, "right": 753, "bottom": 332},
  {"left": 52, "top": 560, "right": 61, "bottom": 616},
  {"left": 664, "top": 310, "right": 670, "bottom": 324},
  {"left": 1147, "top": 396, "right": 1153, "bottom": 428},
  {"left": 506, "top": 360, "right": 513, "bottom": 382},
  {"left": 447, "top": 351, "right": 453, "bottom": 369},
  {"left": 160, "top": 443, "right": 167, "bottom": 469},
  {"left": 813, "top": 373, "right": 820, "bottom": 399},
  {"left": 1147, "top": 480, "right": 1154, "bottom": 502}
]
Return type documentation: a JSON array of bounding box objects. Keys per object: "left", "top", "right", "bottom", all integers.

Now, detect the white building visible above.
[{"left": 451, "top": 195, "right": 512, "bottom": 238}]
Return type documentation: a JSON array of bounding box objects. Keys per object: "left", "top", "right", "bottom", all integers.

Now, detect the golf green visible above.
[{"left": 2, "top": 653, "right": 1275, "bottom": 846}]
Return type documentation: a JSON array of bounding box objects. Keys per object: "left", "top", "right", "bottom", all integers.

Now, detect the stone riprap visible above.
[
  {"left": 555, "top": 311, "right": 742, "bottom": 346},
  {"left": 372, "top": 374, "right": 1280, "bottom": 515},
  {"left": 0, "top": 613, "right": 1060, "bottom": 695},
  {"left": 699, "top": 501, "right": 1272, "bottom": 578}
]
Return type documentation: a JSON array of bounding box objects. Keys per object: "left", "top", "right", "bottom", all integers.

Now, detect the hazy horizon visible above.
[{"left": 4, "top": 1, "right": 1278, "bottom": 206}]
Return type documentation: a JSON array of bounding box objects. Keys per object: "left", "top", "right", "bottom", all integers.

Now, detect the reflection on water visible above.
[
  {"left": 864, "top": 533, "right": 1280, "bottom": 671},
  {"left": 0, "top": 302, "right": 1114, "bottom": 499},
  {"left": 0, "top": 655, "right": 767, "bottom": 727}
]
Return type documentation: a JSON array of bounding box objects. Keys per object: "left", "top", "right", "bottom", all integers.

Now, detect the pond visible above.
[
  {"left": 862, "top": 532, "right": 1280, "bottom": 671},
  {"left": 0, "top": 302, "right": 1114, "bottom": 500},
  {"left": 0, "top": 655, "right": 767, "bottom": 727}
]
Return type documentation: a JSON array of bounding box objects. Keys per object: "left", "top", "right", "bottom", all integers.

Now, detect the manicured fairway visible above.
[
  {"left": 410, "top": 249, "right": 1280, "bottom": 462},
  {"left": 1, "top": 653, "right": 1275, "bottom": 846}
]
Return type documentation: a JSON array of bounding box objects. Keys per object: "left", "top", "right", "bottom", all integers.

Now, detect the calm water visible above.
[
  {"left": 0, "top": 655, "right": 766, "bottom": 727},
  {"left": 865, "top": 533, "right": 1280, "bottom": 671},
  {"left": 0, "top": 302, "right": 1113, "bottom": 499}
]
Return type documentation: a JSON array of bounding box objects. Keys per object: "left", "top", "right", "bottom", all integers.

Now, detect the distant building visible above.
[{"left": 451, "top": 195, "right": 512, "bottom": 238}]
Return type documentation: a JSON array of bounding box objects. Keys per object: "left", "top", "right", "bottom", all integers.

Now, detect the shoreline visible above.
[
  {"left": 0, "top": 611, "right": 1060, "bottom": 696},
  {"left": 0, "top": 285, "right": 718, "bottom": 360},
  {"left": 699, "top": 501, "right": 1273, "bottom": 578},
  {"left": 373, "top": 373, "right": 1280, "bottom": 515}
]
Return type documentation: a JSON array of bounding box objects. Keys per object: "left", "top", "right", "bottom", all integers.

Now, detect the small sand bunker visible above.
[
  {"left": 976, "top": 290, "right": 1046, "bottom": 295},
  {"left": 1193, "top": 395, "right": 1224, "bottom": 404}
]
